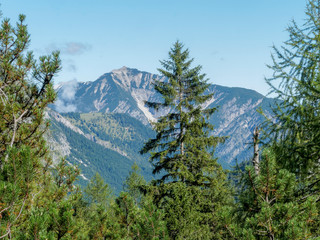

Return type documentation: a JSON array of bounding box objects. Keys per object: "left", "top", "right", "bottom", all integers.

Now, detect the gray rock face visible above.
[
  {"left": 52, "top": 66, "right": 274, "bottom": 166},
  {"left": 53, "top": 66, "right": 166, "bottom": 125}
]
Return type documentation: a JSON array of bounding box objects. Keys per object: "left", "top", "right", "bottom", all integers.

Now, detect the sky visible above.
[{"left": 0, "top": 0, "right": 307, "bottom": 96}]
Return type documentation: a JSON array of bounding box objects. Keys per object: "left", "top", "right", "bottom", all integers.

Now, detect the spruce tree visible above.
[
  {"left": 84, "top": 172, "right": 113, "bottom": 207},
  {"left": 141, "top": 40, "right": 225, "bottom": 187},
  {"left": 141, "top": 41, "right": 232, "bottom": 239}
]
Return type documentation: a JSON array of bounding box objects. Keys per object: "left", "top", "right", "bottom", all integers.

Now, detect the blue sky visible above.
[{"left": 1, "top": 0, "right": 307, "bottom": 95}]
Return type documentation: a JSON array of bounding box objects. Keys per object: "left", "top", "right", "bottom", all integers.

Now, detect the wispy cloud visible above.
[
  {"left": 54, "top": 79, "right": 78, "bottom": 113},
  {"left": 46, "top": 42, "right": 92, "bottom": 55},
  {"left": 64, "top": 59, "right": 77, "bottom": 72},
  {"left": 64, "top": 42, "right": 92, "bottom": 55}
]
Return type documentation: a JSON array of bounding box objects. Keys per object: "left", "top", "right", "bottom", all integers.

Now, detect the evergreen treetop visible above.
[
  {"left": 140, "top": 41, "right": 233, "bottom": 239},
  {"left": 141, "top": 41, "right": 225, "bottom": 187}
]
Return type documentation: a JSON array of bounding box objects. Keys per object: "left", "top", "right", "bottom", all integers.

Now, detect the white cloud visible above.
[
  {"left": 54, "top": 99, "right": 77, "bottom": 113},
  {"left": 64, "top": 42, "right": 91, "bottom": 55},
  {"left": 54, "top": 79, "right": 78, "bottom": 113}
]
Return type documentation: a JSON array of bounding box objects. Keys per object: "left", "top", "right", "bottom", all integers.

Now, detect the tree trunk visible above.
[{"left": 252, "top": 127, "right": 260, "bottom": 175}]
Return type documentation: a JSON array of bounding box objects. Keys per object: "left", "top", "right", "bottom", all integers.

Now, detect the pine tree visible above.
[
  {"left": 22, "top": 159, "right": 81, "bottom": 239},
  {"left": 107, "top": 164, "right": 168, "bottom": 239},
  {"left": 140, "top": 41, "right": 232, "bottom": 238},
  {"left": 233, "top": 149, "right": 319, "bottom": 239},
  {"left": 0, "top": 13, "right": 86, "bottom": 239},
  {"left": 111, "top": 191, "right": 168, "bottom": 240},
  {"left": 0, "top": 14, "right": 61, "bottom": 238}
]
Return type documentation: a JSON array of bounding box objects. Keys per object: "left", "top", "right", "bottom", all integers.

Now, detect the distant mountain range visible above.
[{"left": 47, "top": 66, "right": 274, "bottom": 192}]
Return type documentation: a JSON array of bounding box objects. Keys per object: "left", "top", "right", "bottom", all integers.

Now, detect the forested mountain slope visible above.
[
  {"left": 47, "top": 67, "right": 274, "bottom": 190},
  {"left": 51, "top": 67, "right": 274, "bottom": 166},
  {"left": 46, "top": 109, "right": 154, "bottom": 193}
]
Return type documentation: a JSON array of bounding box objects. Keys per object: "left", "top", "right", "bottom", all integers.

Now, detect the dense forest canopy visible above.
[{"left": 1, "top": 1, "right": 320, "bottom": 239}]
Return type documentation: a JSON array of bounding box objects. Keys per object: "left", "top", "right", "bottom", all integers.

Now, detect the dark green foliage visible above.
[
  {"left": 108, "top": 192, "right": 166, "bottom": 239},
  {"left": 74, "top": 168, "right": 168, "bottom": 239},
  {"left": 259, "top": 0, "right": 320, "bottom": 231},
  {"left": 110, "top": 164, "right": 168, "bottom": 239},
  {"left": 239, "top": 1, "right": 320, "bottom": 238},
  {"left": 111, "top": 181, "right": 168, "bottom": 240},
  {"left": 3, "top": 149, "right": 81, "bottom": 239},
  {"left": 158, "top": 182, "right": 211, "bottom": 239},
  {"left": 141, "top": 41, "right": 226, "bottom": 186},
  {"left": 4, "top": 5, "right": 320, "bottom": 238},
  {"left": 232, "top": 149, "right": 319, "bottom": 239},
  {"left": 0, "top": 13, "right": 66, "bottom": 238},
  {"left": 84, "top": 172, "right": 113, "bottom": 207},
  {"left": 135, "top": 197, "right": 168, "bottom": 240},
  {"left": 155, "top": 174, "right": 233, "bottom": 239},
  {"left": 49, "top": 112, "right": 153, "bottom": 193},
  {"left": 78, "top": 173, "right": 113, "bottom": 239},
  {"left": 26, "top": 159, "right": 80, "bottom": 239},
  {"left": 140, "top": 41, "right": 233, "bottom": 239},
  {"left": 123, "top": 162, "right": 147, "bottom": 205}
]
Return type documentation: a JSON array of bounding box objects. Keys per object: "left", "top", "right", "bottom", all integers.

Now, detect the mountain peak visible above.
[
  {"left": 111, "top": 66, "right": 148, "bottom": 77},
  {"left": 113, "top": 66, "right": 128, "bottom": 72},
  {"left": 52, "top": 67, "right": 274, "bottom": 168},
  {"left": 111, "top": 66, "right": 136, "bottom": 74}
]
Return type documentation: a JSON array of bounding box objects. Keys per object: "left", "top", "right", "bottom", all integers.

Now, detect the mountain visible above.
[
  {"left": 48, "top": 66, "right": 274, "bottom": 190},
  {"left": 53, "top": 67, "right": 166, "bottom": 124},
  {"left": 45, "top": 109, "right": 155, "bottom": 193}
]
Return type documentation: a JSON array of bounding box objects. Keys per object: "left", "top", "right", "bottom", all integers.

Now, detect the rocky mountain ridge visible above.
[{"left": 52, "top": 66, "right": 274, "bottom": 167}]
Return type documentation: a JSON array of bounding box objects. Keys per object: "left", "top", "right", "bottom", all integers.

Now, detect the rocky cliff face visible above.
[
  {"left": 53, "top": 66, "right": 166, "bottom": 124},
  {"left": 51, "top": 66, "right": 274, "bottom": 167}
]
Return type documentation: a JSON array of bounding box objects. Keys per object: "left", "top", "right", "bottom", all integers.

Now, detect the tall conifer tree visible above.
[
  {"left": 0, "top": 14, "right": 61, "bottom": 238},
  {"left": 141, "top": 41, "right": 232, "bottom": 239},
  {"left": 263, "top": 0, "right": 320, "bottom": 177},
  {"left": 0, "top": 14, "right": 82, "bottom": 239},
  {"left": 141, "top": 41, "right": 225, "bottom": 187},
  {"left": 241, "top": 0, "right": 320, "bottom": 237},
  {"left": 261, "top": 0, "right": 320, "bottom": 203}
]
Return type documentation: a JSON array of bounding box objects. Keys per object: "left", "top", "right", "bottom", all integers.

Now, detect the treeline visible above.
[{"left": 1, "top": 0, "right": 320, "bottom": 239}]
